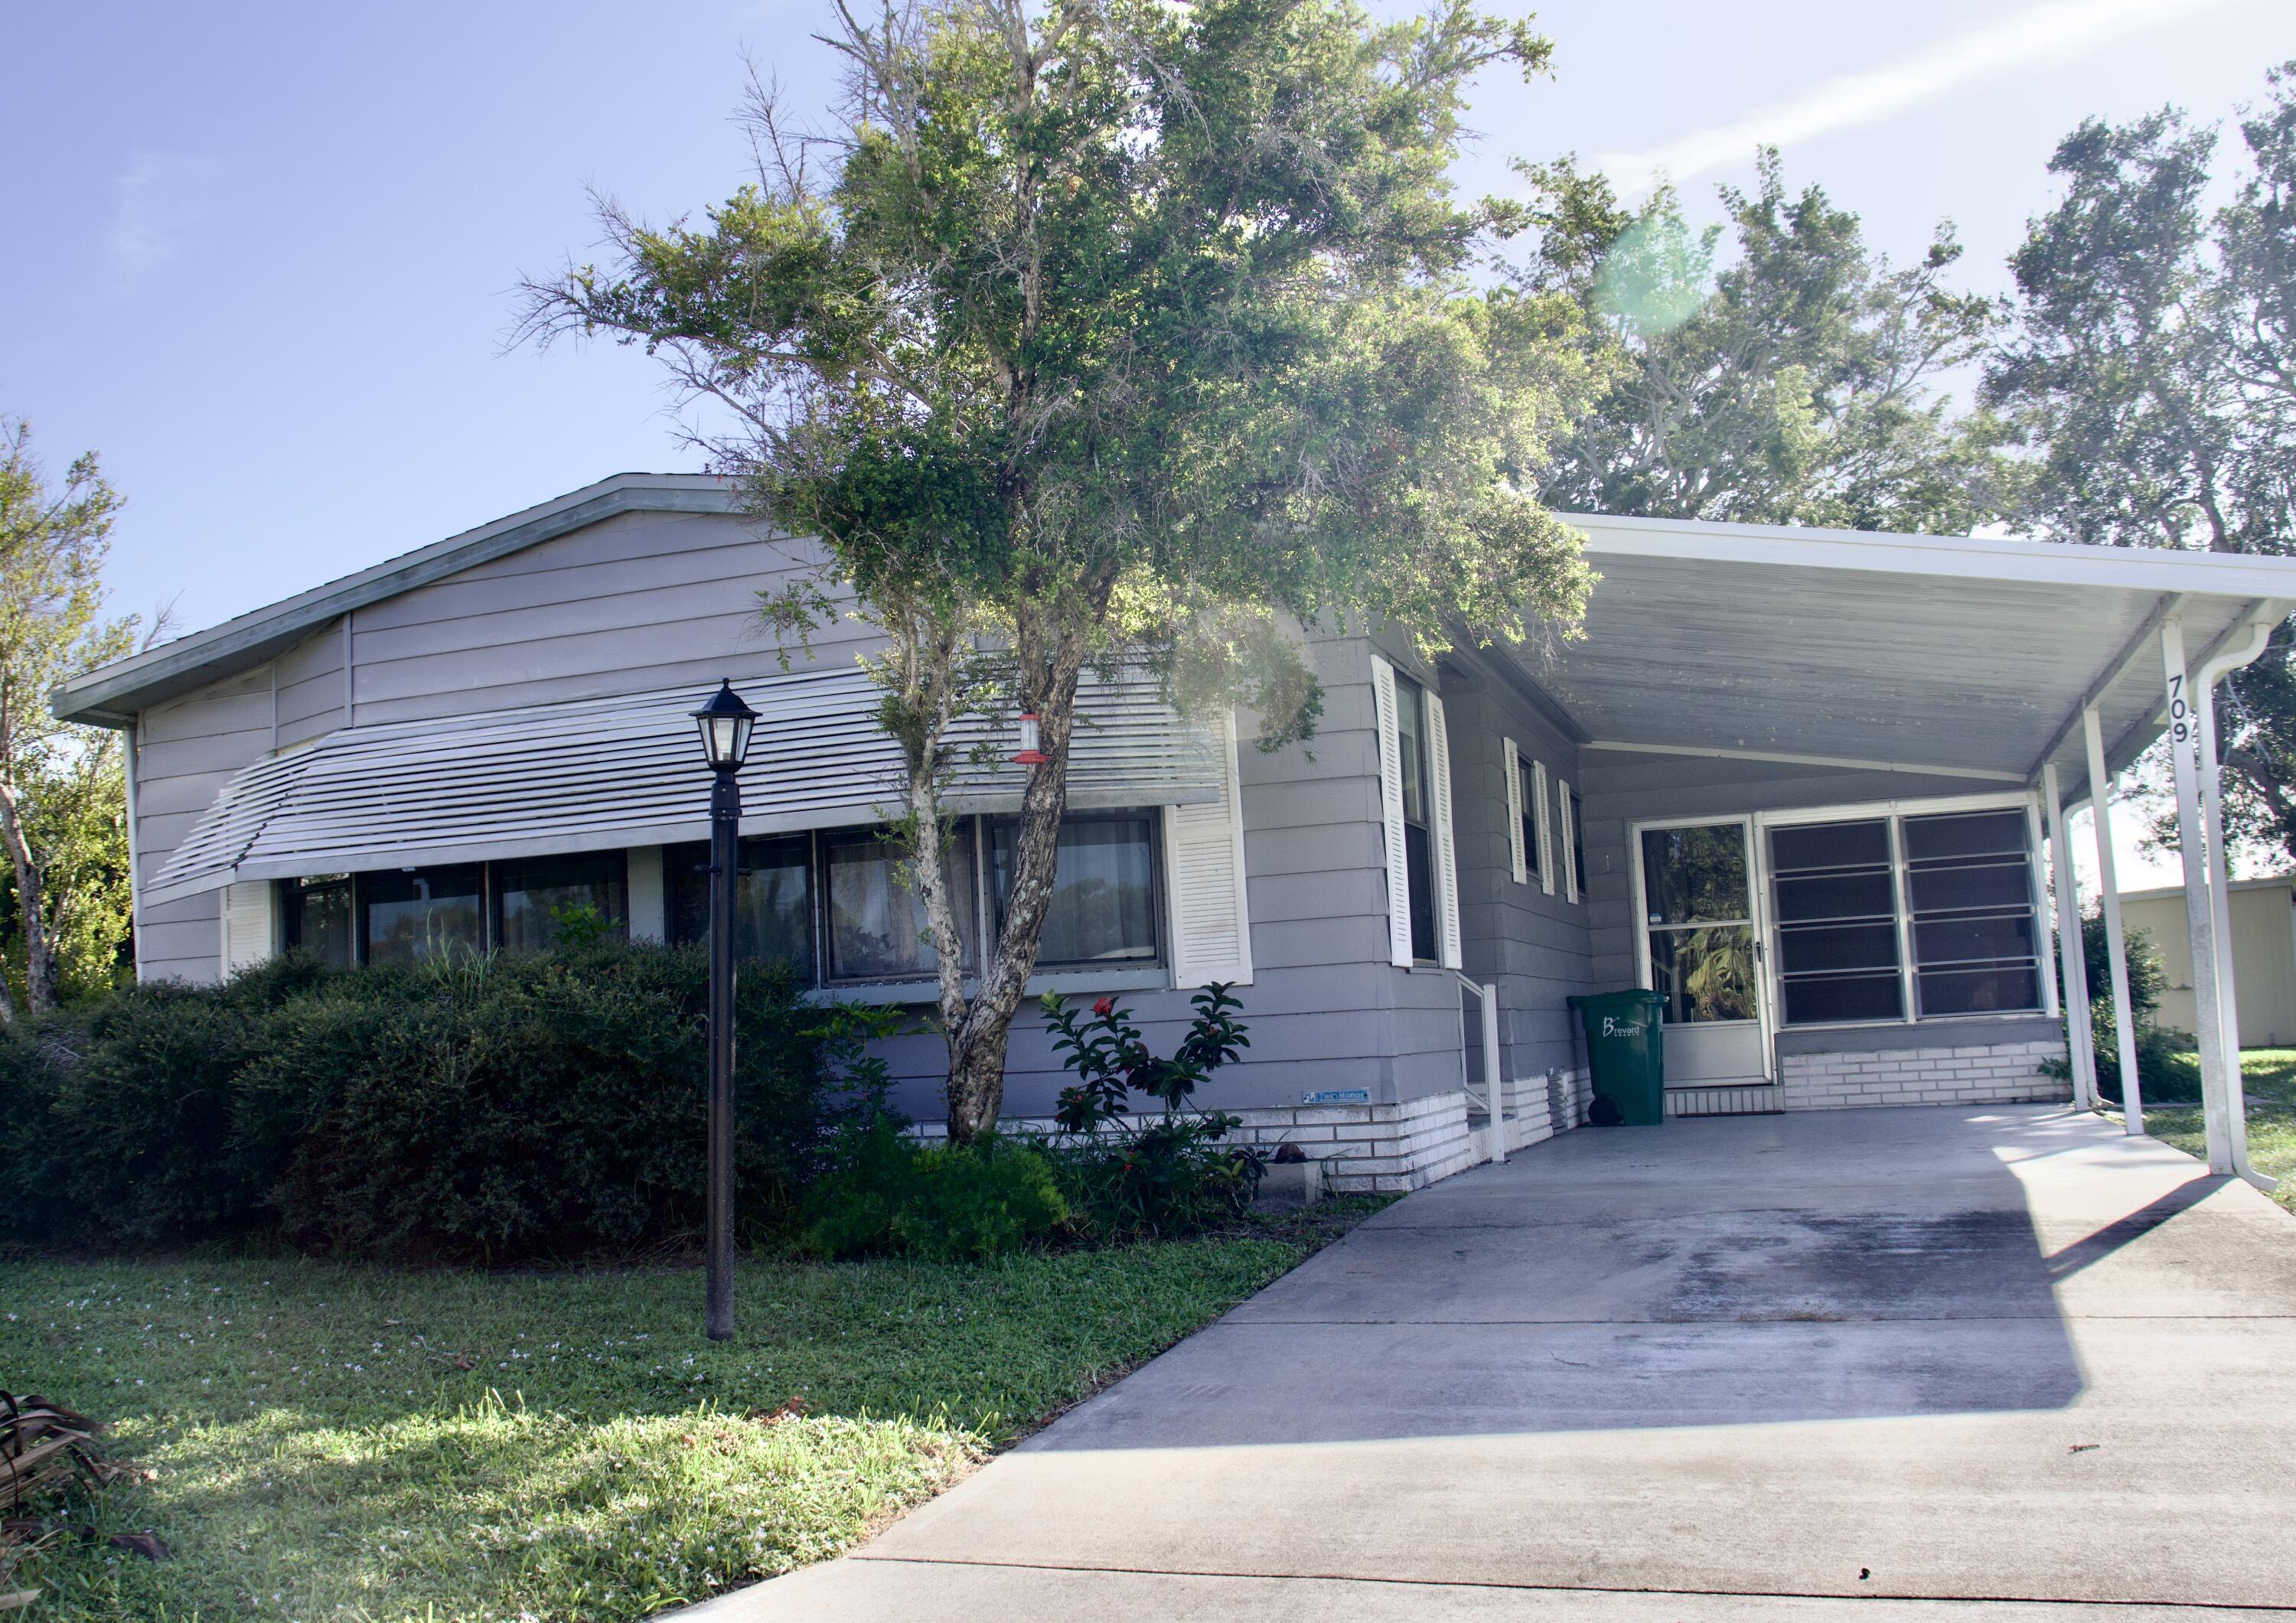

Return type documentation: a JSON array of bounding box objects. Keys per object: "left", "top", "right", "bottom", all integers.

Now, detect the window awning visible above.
[{"left": 145, "top": 666, "right": 1221, "bottom": 907}]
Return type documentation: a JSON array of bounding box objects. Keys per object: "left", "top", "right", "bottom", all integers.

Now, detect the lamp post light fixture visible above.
[{"left": 691, "top": 678, "right": 758, "bottom": 1341}]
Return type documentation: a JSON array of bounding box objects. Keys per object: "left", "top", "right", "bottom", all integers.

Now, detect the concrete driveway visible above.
[{"left": 694, "top": 1106, "right": 2296, "bottom": 1620}]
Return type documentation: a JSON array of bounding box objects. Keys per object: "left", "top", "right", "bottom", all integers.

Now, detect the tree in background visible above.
[
  {"left": 521, "top": 0, "right": 1600, "bottom": 1142},
  {"left": 0, "top": 419, "right": 139, "bottom": 1015},
  {"left": 1986, "top": 66, "right": 2296, "bottom": 862},
  {"left": 1512, "top": 150, "right": 2001, "bottom": 533}
]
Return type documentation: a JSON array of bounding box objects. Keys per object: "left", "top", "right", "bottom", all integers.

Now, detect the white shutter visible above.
[
  {"left": 1164, "top": 709, "right": 1254, "bottom": 987},
  {"left": 1502, "top": 738, "right": 1527, "bottom": 885},
  {"left": 625, "top": 846, "right": 667, "bottom": 943},
  {"left": 1558, "top": 778, "right": 1580, "bottom": 904},
  {"left": 1369, "top": 655, "right": 1414, "bottom": 968},
  {"left": 1534, "top": 758, "right": 1554, "bottom": 896},
  {"left": 1425, "top": 691, "right": 1463, "bottom": 970},
  {"left": 221, "top": 881, "right": 273, "bottom": 978}
]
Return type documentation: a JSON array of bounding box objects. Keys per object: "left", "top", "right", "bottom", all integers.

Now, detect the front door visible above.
[{"left": 1637, "top": 819, "right": 1772, "bottom": 1086}]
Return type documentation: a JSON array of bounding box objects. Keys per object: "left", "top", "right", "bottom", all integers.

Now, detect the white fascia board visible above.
[
  {"left": 53, "top": 474, "right": 742, "bottom": 726},
  {"left": 1563, "top": 511, "right": 2296, "bottom": 598}
]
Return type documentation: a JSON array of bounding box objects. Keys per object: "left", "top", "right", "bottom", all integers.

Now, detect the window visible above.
[
  {"left": 282, "top": 875, "right": 353, "bottom": 968},
  {"left": 1765, "top": 805, "right": 2043, "bottom": 1027},
  {"left": 1640, "top": 823, "right": 1758, "bottom": 1024},
  {"left": 823, "top": 827, "right": 977, "bottom": 983},
  {"left": 494, "top": 852, "right": 628, "bottom": 951},
  {"left": 669, "top": 835, "right": 814, "bottom": 973},
  {"left": 1392, "top": 672, "right": 1439, "bottom": 963},
  {"left": 1770, "top": 819, "right": 1903, "bottom": 1025},
  {"left": 361, "top": 866, "right": 484, "bottom": 965},
  {"left": 1904, "top": 810, "right": 2042, "bottom": 1016},
  {"left": 1568, "top": 789, "right": 1587, "bottom": 901},
  {"left": 992, "top": 814, "right": 1159, "bottom": 966},
  {"left": 1517, "top": 756, "right": 1542, "bottom": 884}
]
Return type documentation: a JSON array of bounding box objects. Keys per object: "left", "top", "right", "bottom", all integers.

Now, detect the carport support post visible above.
[
  {"left": 2159, "top": 621, "right": 2236, "bottom": 1173},
  {"left": 2193, "top": 659, "right": 2258, "bottom": 1176},
  {"left": 2043, "top": 764, "right": 2099, "bottom": 1112},
  {"left": 2082, "top": 706, "right": 2145, "bottom": 1136}
]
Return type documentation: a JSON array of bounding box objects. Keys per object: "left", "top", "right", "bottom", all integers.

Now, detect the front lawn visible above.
[
  {"left": 0, "top": 1202, "right": 1381, "bottom": 1621},
  {"left": 2130, "top": 1047, "right": 2296, "bottom": 1211}
]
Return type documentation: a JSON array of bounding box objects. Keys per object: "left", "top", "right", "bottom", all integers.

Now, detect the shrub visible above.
[
  {"left": 0, "top": 941, "right": 860, "bottom": 1261},
  {"left": 2050, "top": 907, "right": 2190, "bottom": 1105},
  {"left": 803, "top": 1125, "right": 1068, "bottom": 1263},
  {"left": 1037, "top": 984, "right": 1266, "bottom": 1239}
]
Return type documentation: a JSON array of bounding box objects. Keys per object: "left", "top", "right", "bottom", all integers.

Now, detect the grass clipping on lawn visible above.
[{"left": 0, "top": 1201, "right": 1383, "bottom": 1621}]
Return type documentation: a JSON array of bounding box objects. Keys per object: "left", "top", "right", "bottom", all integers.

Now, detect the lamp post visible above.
[{"left": 691, "top": 678, "right": 758, "bottom": 1341}]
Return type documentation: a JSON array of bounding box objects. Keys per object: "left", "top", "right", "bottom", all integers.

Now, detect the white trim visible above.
[
  {"left": 1626, "top": 812, "right": 1774, "bottom": 1081},
  {"left": 1164, "top": 709, "right": 1256, "bottom": 988},
  {"left": 1502, "top": 737, "right": 1527, "bottom": 885},
  {"left": 1425, "top": 690, "right": 1463, "bottom": 971},
  {"left": 1534, "top": 758, "right": 1554, "bottom": 896},
  {"left": 1557, "top": 777, "right": 1580, "bottom": 905},
  {"left": 2043, "top": 761, "right": 2097, "bottom": 1108},
  {"left": 1583, "top": 738, "right": 2027, "bottom": 784},
  {"left": 1368, "top": 655, "right": 1414, "bottom": 969}
]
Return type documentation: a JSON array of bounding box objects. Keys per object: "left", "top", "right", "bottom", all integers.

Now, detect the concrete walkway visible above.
[{"left": 693, "top": 1106, "right": 2296, "bottom": 1620}]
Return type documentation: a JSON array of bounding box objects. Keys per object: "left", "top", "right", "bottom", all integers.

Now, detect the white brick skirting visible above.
[{"left": 1777, "top": 1038, "right": 2070, "bottom": 1111}]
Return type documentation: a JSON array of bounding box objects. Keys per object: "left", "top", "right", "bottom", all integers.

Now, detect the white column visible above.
[
  {"left": 2043, "top": 763, "right": 2098, "bottom": 1111},
  {"left": 2160, "top": 620, "right": 2234, "bottom": 1172},
  {"left": 2193, "top": 665, "right": 2256, "bottom": 1173},
  {"left": 2082, "top": 706, "right": 2145, "bottom": 1136}
]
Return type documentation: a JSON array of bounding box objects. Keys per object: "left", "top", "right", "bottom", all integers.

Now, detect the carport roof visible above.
[{"left": 1509, "top": 512, "right": 2296, "bottom": 807}]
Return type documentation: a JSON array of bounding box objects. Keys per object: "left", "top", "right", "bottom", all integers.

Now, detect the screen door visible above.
[{"left": 1639, "top": 820, "right": 1772, "bottom": 1085}]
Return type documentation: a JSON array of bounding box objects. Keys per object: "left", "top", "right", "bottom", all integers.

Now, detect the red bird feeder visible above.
[{"left": 1010, "top": 712, "right": 1049, "bottom": 766}]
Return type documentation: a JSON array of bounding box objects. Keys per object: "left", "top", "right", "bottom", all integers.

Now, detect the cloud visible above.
[
  {"left": 109, "top": 150, "right": 223, "bottom": 282},
  {"left": 1587, "top": 0, "right": 2240, "bottom": 197}
]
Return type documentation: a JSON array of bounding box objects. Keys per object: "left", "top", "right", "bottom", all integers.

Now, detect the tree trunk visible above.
[
  {"left": 939, "top": 620, "right": 1091, "bottom": 1142},
  {"left": 0, "top": 776, "right": 52, "bottom": 1017}
]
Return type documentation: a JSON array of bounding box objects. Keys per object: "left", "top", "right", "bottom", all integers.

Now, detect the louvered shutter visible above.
[
  {"left": 1502, "top": 737, "right": 1527, "bottom": 885},
  {"left": 1164, "top": 709, "right": 1254, "bottom": 987},
  {"left": 221, "top": 881, "right": 273, "bottom": 978},
  {"left": 1425, "top": 691, "right": 1463, "bottom": 970},
  {"left": 1558, "top": 777, "right": 1580, "bottom": 904},
  {"left": 1534, "top": 758, "right": 1554, "bottom": 896},
  {"left": 1368, "top": 655, "right": 1413, "bottom": 968}
]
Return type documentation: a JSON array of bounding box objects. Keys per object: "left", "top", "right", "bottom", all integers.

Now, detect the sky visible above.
[{"left": 8, "top": 0, "right": 2296, "bottom": 884}]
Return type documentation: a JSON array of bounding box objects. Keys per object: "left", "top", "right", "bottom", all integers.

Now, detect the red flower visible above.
[{"left": 1093, "top": 996, "right": 1116, "bottom": 1018}]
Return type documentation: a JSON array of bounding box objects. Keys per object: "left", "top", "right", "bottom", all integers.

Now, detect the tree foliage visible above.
[
  {"left": 1986, "top": 65, "right": 2296, "bottom": 862},
  {"left": 0, "top": 419, "right": 139, "bottom": 1015},
  {"left": 521, "top": 0, "right": 1600, "bottom": 1139},
  {"left": 1513, "top": 151, "right": 2001, "bottom": 533}
]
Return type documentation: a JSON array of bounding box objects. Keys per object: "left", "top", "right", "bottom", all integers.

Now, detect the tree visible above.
[
  {"left": 0, "top": 419, "right": 137, "bottom": 1017},
  {"left": 1985, "top": 67, "right": 2296, "bottom": 864},
  {"left": 520, "top": 0, "right": 1600, "bottom": 1142},
  {"left": 1514, "top": 151, "right": 2001, "bottom": 533}
]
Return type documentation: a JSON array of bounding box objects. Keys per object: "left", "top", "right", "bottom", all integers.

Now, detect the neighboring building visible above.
[
  {"left": 53, "top": 475, "right": 2296, "bottom": 1189},
  {"left": 2121, "top": 876, "right": 2296, "bottom": 1049}
]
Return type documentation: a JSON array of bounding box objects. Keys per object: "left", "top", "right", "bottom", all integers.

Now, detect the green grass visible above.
[
  {"left": 2128, "top": 1047, "right": 2296, "bottom": 1212},
  {"left": 0, "top": 1202, "right": 1384, "bottom": 1621}
]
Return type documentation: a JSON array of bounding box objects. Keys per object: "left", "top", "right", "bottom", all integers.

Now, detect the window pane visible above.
[
  {"left": 1570, "top": 794, "right": 1587, "bottom": 896},
  {"left": 495, "top": 852, "right": 627, "bottom": 952},
  {"left": 1913, "top": 913, "right": 2038, "bottom": 967},
  {"left": 1769, "top": 820, "right": 1890, "bottom": 872},
  {"left": 1641, "top": 825, "right": 1749, "bottom": 924},
  {"left": 1918, "top": 966, "right": 2041, "bottom": 1016},
  {"left": 1777, "top": 922, "right": 1900, "bottom": 976},
  {"left": 993, "top": 816, "right": 1159, "bottom": 965},
  {"left": 1518, "top": 762, "right": 1541, "bottom": 877},
  {"left": 1404, "top": 822, "right": 1437, "bottom": 961},
  {"left": 1773, "top": 870, "right": 1896, "bottom": 924},
  {"left": 363, "top": 866, "right": 483, "bottom": 966},
  {"left": 1903, "top": 810, "right": 2030, "bottom": 862},
  {"left": 670, "top": 836, "right": 815, "bottom": 975},
  {"left": 1783, "top": 972, "right": 1903, "bottom": 1025},
  {"left": 287, "top": 878, "right": 352, "bottom": 969},
  {"left": 1393, "top": 673, "right": 1429, "bottom": 827},
  {"left": 1906, "top": 859, "right": 2031, "bottom": 914},
  {"left": 826, "top": 829, "right": 975, "bottom": 982},
  {"left": 1649, "top": 924, "right": 1757, "bottom": 1023}
]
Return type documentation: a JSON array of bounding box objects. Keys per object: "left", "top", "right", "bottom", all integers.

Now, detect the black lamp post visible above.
[{"left": 691, "top": 678, "right": 758, "bottom": 1341}]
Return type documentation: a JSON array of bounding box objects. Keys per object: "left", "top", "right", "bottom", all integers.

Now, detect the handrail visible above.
[{"left": 1453, "top": 972, "right": 1506, "bottom": 1164}]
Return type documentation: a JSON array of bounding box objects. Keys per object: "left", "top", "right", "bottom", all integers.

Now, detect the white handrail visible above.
[{"left": 1454, "top": 973, "right": 1506, "bottom": 1164}]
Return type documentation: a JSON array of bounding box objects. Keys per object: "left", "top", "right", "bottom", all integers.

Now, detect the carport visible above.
[{"left": 1491, "top": 513, "right": 2296, "bottom": 1181}]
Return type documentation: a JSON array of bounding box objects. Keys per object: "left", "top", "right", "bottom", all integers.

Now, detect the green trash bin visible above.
[{"left": 1567, "top": 989, "right": 1666, "bottom": 1126}]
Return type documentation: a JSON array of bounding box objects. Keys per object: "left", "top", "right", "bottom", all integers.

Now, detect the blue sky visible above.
[{"left": 5, "top": 0, "right": 2293, "bottom": 647}]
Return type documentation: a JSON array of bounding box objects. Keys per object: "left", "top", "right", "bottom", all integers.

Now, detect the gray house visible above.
[{"left": 54, "top": 474, "right": 2296, "bottom": 1189}]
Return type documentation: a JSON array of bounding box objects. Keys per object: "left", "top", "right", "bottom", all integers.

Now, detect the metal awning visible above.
[
  {"left": 145, "top": 666, "right": 1219, "bottom": 906},
  {"left": 1509, "top": 513, "right": 2296, "bottom": 804}
]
